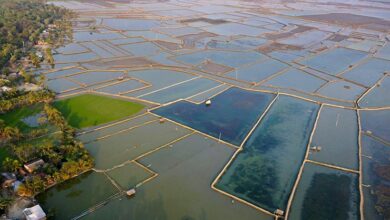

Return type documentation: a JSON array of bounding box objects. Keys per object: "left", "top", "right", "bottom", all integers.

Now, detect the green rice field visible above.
[{"left": 53, "top": 94, "right": 145, "bottom": 128}]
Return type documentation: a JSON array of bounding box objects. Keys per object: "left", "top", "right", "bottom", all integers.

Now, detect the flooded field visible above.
[
  {"left": 216, "top": 96, "right": 319, "bottom": 212},
  {"left": 309, "top": 107, "right": 359, "bottom": 170},
  {"left": 153, "top": 87, "right": 275, "bottom": 146},
  {"left": 35, "top": 0, "right": 390, "bottom": 219},
  {"left": 288, "top": 163, "right": 360, "bottom": 220}
]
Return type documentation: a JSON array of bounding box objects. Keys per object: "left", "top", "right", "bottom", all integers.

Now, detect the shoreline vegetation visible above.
[{"left": 0, "top": 0, "right": 94, "bottom": 216}]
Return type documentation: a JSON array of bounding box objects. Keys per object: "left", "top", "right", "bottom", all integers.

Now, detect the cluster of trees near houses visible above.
[
  {"left": 1, "top": 101, "right": 93, "bottom": 197},
  {"left": 0, "top": 0, "right": 93, "bottom": 213},
  {"left": 0, "top": 0, "right": 73, "bottom": 73}
]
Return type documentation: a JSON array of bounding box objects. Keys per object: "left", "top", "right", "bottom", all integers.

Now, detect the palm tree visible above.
[
  {"left": 1, "top": 126, "right": 20, "bottom": 141},
  {"left": 39, "top": 142, "right": 54, "bottom": 157},
  {"left": 2, "top": 157, "right": 21, "bottom": 173},
  {"left": 0, "top": 196, "right": 13, "bottom": 211}
]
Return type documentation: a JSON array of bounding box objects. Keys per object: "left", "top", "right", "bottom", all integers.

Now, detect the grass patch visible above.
[
  {"left": 0, "top": 104, "right": 43, "bottom": 132},
  {"left": 53, "top": 94, "right": 145, "bottom": 128}
]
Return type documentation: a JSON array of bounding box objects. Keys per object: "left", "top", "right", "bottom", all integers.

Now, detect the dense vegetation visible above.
[
  {"left": 0, "top": 0, "right": 73, "bottom": 73},
  {"left": 1, "top": 102, "right": 93, "bottom": 193},
  {"left": 53, "top": 94, "right": 145, "bottom": 128},
  {"left": 0, "top": 0, "right": 94, "bottom": 215},
  {"left": 0, "top": 89, "right": 55, "bottom": 113},
  {"left": 0, "top": 93, "right": 94, "bottom": 212}
]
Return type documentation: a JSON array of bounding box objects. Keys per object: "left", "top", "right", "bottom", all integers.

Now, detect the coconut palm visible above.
[{"left": 2, "top": 157, "right": 21, "bottom": 172}]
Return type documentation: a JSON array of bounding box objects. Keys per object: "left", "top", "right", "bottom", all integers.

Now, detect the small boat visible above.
[
  {"left": 205, "top": 99, "right": 211, "bottom": 106},
  {"left": 118, "top": 76, "right": 124, "bottom": 81},
  {"left": 126, "top": 188, "right": 136, "bottom": 197}
]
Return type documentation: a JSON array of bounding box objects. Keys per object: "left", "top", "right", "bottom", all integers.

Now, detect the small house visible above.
[
  {"left": 274, "top": 209, "right": 284, "bottom": 216},
  {"left": 8, "top": 73, "right": 19, "bottom": 78},
  {"left": 24, "top": 159, "right": 45, "bottom": 173},
  {"left": 1, "top": 86, "right": 12, "bottom": 92},
  {"left": 23, "top": 205, "right": 46, "bottom": 220},
  {"left": 18, "top": 83, "right": 41, "bottom": 92},
  {"left": 126, "top": 188, "right": 136, "bottom": 197},
  {"left": 48, "top": 24, "right": 57, "bottom": 29},
  {"left": 35, "top": 52, "right": 43, "bottom": 59}
]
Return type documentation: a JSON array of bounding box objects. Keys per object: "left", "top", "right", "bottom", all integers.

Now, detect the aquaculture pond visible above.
[
  {"left": 102, "top": 18, "right": 160, "bottom": 31},
  {"left": 46, "top": 78, "right": 80, "bottom": 93},
  {"left": 53, "top": 52, "right": 99, "bottom": 64},
  {"left": 152, "top": 87, "right": 275, "bottom": 146},
  {"left": 187, "top": 84, "right": 230, "bottom": 103},
  {"left": 55, "top": 42, "right": 89, "bottom": 54},
  {"left": 309, "top": 107, "right": 359, "bottom": 170},
  {"left": 317, "top": 80, "right": 365, "bottom": 101},
  {"left": 37, "top": 171, "right": 119, "bottom": 220},
  {"left": 288, "top": 163, "right": 360, "bottom": 220},
  {"left": 278, "top": 30, "right": 330, "bottom": 48},
  {"left": 84, "top": 120, "right": 191, "bottom": 169},
  {"left": 82, "top": 134, "right": 273, "bottom": 220},
  {"left": 205, "top": 37, "right": 267, "bottom": 51},
  {"left": 359, "top": 76, "right": 390, "bottom": 107},
  {"left": 202, "top": 23, "right": 270, "bottom": 36},
  {"left": 96, "top": 79, "right": 147, "bottom": 95},
  {"left": 225, "top": 58, "right": 288, "bottom": 83},
  {"left": 81, "top": 42, "right": 124, "bottom": 58},
  {"left": 69, "top": 71, "right": 124, "bottom": 86},
  {"left": 45, "top": 67, "right": 84, "bottom": 80},
  {"left": 126, "top": 69, "right": 194, "bottom": 98},
  {"left": 375, "top": 43, "right": 390, "bottom": 60},
  {"left": 263, "top": 68, "right": 326, "bottom": 93},
  {"left": 73, "top": 31, "right": 124, "bottom": 42},
  {"left": 140, "top": 77, "right": 220, "bottom": 104},
  {"left": 119, "top": 42, "right": 162, "bottom": 57},
  {"left": 359, "top": 110, "right": 390, "bottom": 143},
  {"left": 78, "top": 113, "right": 158, "bottom": 143},
  {"left": 106, "top": 162, "right": 154, "bottom": 190},
  {"left": 173, "top": 50, "right": 267, "bottom": 68},
  {"left": 124, "top": 30, "right": 181, "bottom": 44},
  {"left": 216, "top": 95, "right": 319, "bottom": 212},
  {"left": 361, "top": 135, "right": 390, "bottom": 220},
  {"left": 299, "top": 48, "right": 367, "bottom": 75},
  {"left": 341, "top": 58, "right": 390, "bottom": 87}
]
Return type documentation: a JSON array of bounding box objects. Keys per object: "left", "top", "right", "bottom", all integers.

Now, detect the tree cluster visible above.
[
  {"left": 0, "top": 90, "right": 55, "bottom": 113},
  {"left": 1, "top": 104, "right": 93, "bottom": 197},
  {"left": 0, "top": 0, "right": 74, "bottom": 73}
]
